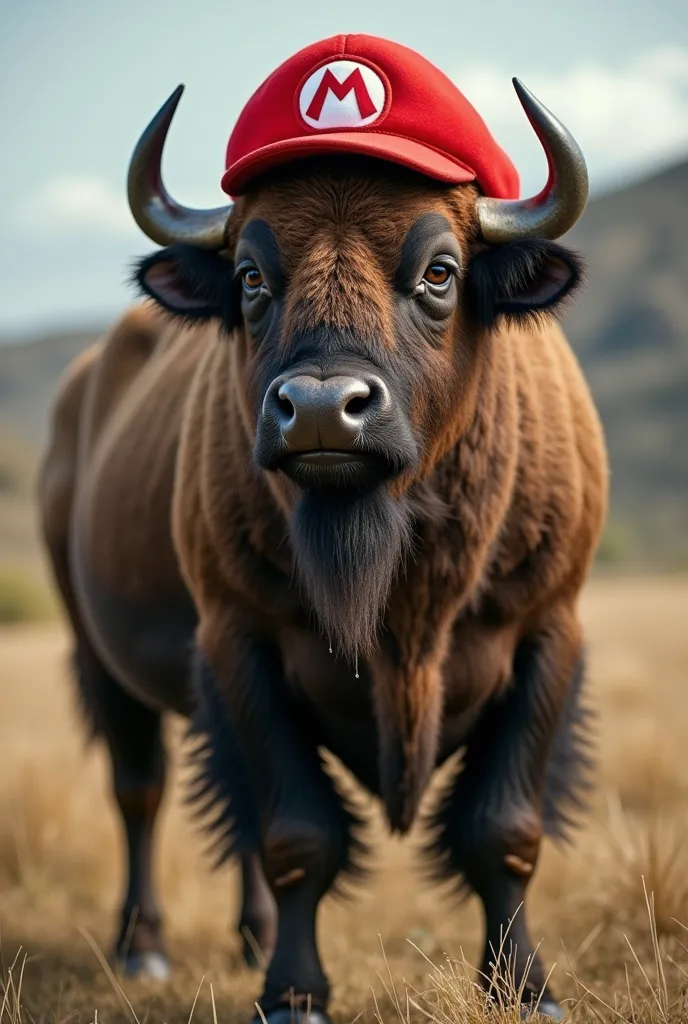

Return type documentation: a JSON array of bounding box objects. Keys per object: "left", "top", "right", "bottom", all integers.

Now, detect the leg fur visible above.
[
  {"left": 74, "top": 642, "right": 169, "bottom": 977},
  {"left": 425, "top": 608, "right": 585, "bottom": 1019},
  {"left": 542, "top": 651, "right": 596, "bottom": 839},
  {"left": 198, "top": 612, "right": 366, "bottom": 1018},
  {"left": 187, "top": 649, "right": 277, "bottom": 965}
]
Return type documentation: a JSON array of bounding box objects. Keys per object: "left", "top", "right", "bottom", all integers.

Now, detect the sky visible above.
[{"left": 1, "top": 0, "right": 687, "bottom": 336}]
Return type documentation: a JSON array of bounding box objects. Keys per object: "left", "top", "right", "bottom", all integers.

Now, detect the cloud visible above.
[
  {"left": 14, "top": 175, "right": 136, "bottom": 237},
  {"left": 453, "top": 46, "right": 688, "bottom": 193},
  {"left": 13, "top": 174, "right": 230, "bottom": 242}
]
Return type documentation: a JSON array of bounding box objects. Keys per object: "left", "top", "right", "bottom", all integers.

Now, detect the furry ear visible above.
[
  {"left": 467, "top": 239, "right": 584, "bottom": 328},
  {"left": 132, "top": 243, "right": 239, "bottom": 329}
]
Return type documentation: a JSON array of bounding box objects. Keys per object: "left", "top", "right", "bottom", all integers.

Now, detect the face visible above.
[
  {"left": 136, "top": 157, "right": 581, "bottom": 656},
  {"left": 234, "top": 167, "right": 479, "bottom": 496}
]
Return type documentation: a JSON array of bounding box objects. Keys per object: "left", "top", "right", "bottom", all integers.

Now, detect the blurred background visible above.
[{"left": 1, "top": 4, "right": 688, "bottom": 1021}]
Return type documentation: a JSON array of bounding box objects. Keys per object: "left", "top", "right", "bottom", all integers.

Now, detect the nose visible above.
[{"left": 262, "top": 374, "right": 391, "bottom": 451}]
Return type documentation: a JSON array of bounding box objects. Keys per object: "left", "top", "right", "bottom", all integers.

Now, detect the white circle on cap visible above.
[{"left": 298, "top": 60, "right": 386, "bottom": 129}]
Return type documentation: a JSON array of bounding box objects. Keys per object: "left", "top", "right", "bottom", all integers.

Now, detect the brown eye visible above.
[
  {"left": 423, "top": 263, "right": 451, "bottom": 286},
  {"left": 243, "top": 266, "right": 264, "bottom": 290}
]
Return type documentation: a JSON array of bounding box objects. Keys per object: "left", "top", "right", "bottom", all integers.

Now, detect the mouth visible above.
[{"left": 279, "top": 450, "right": 391, "bottom": 489}]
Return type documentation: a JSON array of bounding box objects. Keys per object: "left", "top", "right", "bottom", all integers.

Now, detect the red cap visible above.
[{"left": 221, "top": 34, "right": 520, "bottom": 199}]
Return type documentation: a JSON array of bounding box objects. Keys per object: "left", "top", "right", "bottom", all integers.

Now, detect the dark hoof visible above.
[
  {"left": 253, "top": 1006, "right": 332, "bottom": 1024},
  {"left": 119, "top": 950, "right": 171, "bottom": 980},
  {"left": 521, "top": 998, "right": 565, "bottom": 1021}
]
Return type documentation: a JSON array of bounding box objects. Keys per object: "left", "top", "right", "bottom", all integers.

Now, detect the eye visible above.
[
  {"left": 414, "top": 256, "right": 459, "bottom": 298},
  {"left": 242, "top": 265, "right": 264, "bottom": 291},
  {"left": 423, "top": 263, "right": 451, "bottom": 286}
]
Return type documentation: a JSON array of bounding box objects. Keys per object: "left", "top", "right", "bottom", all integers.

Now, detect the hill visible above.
[
  {"left": 0, "top": 159, "right": 687, "bottom": 565},
  {"left": 0, "top": 330, "right": 100, "bottom": 609},
  {"left": 0, "top": 328, "right": 100, "bottom": 446},
  {"left": 563, "top": 160, "right": 688, "bottom": 562}
]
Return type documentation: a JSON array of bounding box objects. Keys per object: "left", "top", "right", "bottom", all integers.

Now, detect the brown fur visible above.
[
  {"left": 43, "top": 169, "right": 606, "bottom": 823},
  {"left": 40, "top": 160, "right": 607, "bottom": 1011},
  {"left": 174, "top": 170, "right": 605, "bottom": 824}
]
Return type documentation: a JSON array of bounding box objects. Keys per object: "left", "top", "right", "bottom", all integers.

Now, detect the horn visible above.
[
  {"left": 476, "top": 78, "right": 588, "bottom": 244},
  {"left": 127, "top": 85, "right": 231, "bottom": 249}
]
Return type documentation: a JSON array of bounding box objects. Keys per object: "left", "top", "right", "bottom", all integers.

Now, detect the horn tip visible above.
[
  {"left": 169, "top": 83, "right": 185, "bottom": 106},
  {"left": 511, "top": 77, "right": 531, "bottom": 101},
  {"left": 145, "top": 85, "right": 185, "bottom": 133}
]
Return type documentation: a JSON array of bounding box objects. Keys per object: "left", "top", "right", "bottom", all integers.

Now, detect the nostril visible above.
[
  {"left": 344, "top": 395, "right": 369, "bottom": 416},
  {"left": 276, "top": 394, "right": 294, "bottom": 418}
]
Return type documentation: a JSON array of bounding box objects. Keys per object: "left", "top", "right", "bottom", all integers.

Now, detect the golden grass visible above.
[
  {"left": 0, "top": 566, "right": 58, "bottom": 624},
  {"left": 1, "top": 576, "right": 688, "bottom": 1022}
]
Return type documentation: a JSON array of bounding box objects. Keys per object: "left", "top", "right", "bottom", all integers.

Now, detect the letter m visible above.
[{"left": 306, "top": 68, "right": 377, "bottom": 122}]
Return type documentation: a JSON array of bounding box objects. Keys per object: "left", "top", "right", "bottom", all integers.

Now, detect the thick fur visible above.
[
  {"left": 186, "top": 648, "right": 262, "bottom": 865},
  {"left": 542, "top": 649, "right": 597, "bottom": 839},
  {"left": 289, "top": 487, "right": 413, "bottom": 658},
  {"left": 425, "top": 648, "right": 595, "bottom": 889},
  {"left": 40, "top": 157, "right": 607, "bottom": 869}
]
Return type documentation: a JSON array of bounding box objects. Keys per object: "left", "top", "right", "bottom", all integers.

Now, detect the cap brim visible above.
[{"left": 221, "top": 132, "right": 476, "bottom": 197}]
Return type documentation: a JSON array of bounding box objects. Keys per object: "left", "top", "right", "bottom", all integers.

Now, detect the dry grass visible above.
[{"left": 1, "top": 576, "right": 688, "bottom": 1022}]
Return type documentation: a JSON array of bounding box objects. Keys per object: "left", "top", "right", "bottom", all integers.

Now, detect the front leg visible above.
[
  {"left": 427, "top": 604, "right": 588, "bottom": 1021},
  {"left": 199, "top": 609, "right": 363, "bottom": 1024}
]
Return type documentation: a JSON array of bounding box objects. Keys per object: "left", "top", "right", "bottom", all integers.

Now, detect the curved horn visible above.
[
  {"left": 127, "top": 85, "right": 231, "bottom": 249},
  {"left": 476, "top": 78, "right": 588, "bottom": 244}
]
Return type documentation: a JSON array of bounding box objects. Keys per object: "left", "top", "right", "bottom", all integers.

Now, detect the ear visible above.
[
  {"left": 132, "top": 243, "right": 240, "bottom": 329},
  {"left": 466, "top": 239, "right": 584, "bottom": 329}
]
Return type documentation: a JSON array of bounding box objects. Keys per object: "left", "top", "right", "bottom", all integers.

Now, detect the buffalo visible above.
[{"left": 39, "top": 35, "right": 607, "bottom": 1023}]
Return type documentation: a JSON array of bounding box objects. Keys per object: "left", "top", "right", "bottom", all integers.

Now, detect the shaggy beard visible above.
[{"left": 289, "top": 488, "right": 413, "bottom": 659}]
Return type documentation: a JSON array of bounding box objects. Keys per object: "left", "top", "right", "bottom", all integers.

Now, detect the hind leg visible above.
[
  {"left": 426, "top": 609, "right": 588, "bottom": 1021},
  {"left": 38, "top": 370, "right": 171, "bottom": 978},
  {"left": 75, "top": 642, "right": 170, "bottom": 978}
]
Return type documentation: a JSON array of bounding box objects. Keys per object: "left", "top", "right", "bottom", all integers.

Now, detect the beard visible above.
[{"left": 289, "top": 487, "right": 412, "bottom": 660}]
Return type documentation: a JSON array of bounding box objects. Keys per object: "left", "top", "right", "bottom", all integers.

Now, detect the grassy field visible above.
[{"left": 1, "top": 575, "right": 688, "bottom": 1022}]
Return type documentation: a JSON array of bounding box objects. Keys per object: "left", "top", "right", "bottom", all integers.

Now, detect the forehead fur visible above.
[
  {"left": 228, "top": 157, "right": 480, "bottom": 276},
  {"left": 227, "top": 158, "right": 480, "bottom": 339}
]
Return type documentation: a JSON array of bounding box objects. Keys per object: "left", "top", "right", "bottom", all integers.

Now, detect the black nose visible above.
[{"left": 262, "top": 374, "right": 391, "bottom": 451}]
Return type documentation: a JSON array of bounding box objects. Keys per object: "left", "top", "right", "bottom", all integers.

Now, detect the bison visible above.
[{"left": 39, "top": 34, "right": 607, "bottom": 1022}]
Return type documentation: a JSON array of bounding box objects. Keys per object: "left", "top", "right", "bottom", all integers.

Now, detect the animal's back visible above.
[
  {"left": 41, "top": 304, "right": 168, "bottom": 597},
  {"left": 39, "top": 304, "right": 213, "bottom": 711},
  {"left": 39, "top": 339, "right": 103, "bottom": 632}
]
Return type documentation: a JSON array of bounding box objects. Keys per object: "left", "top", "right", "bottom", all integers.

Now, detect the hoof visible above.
[
  {"left": 253, "top": 1005, "right": 332, "bottom": 1024},
  {"left": 521, "top": 998, "right": 565, "bottom": 1021},
  {"left": 120, "top": 950, "right": 171, "bottom": 981}
]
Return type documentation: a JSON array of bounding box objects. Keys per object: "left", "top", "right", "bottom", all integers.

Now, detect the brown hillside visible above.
[{"left": 563, "top": 160, "right": 688, "bottom": 561}]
